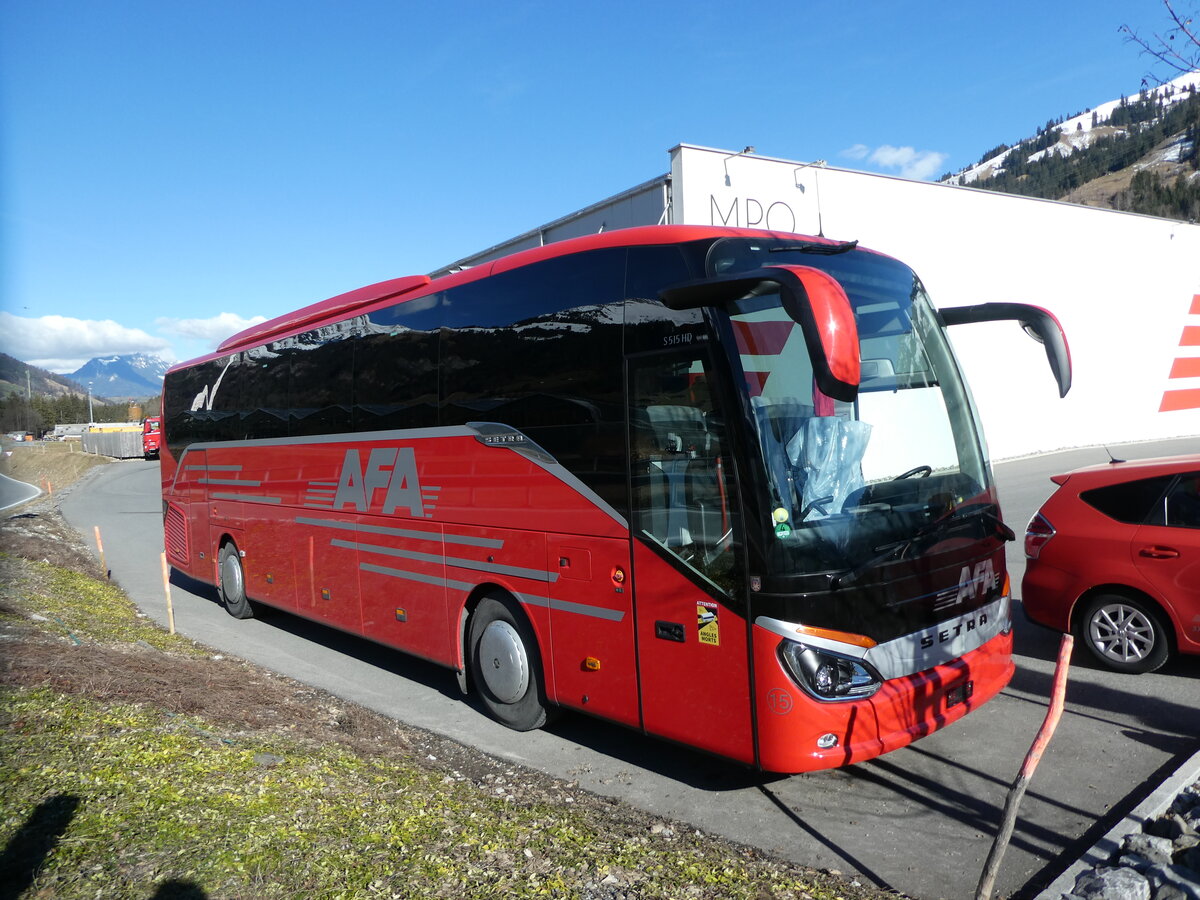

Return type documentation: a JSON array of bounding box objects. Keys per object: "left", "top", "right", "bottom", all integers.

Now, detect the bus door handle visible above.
[{"left": 655, "top": 621, "right": 685, "bottom": 643}]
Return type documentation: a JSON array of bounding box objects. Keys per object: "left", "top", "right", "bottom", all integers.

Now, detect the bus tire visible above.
[
  {"left": 468, "top": 595, "right": 554, "bottom": 731},
  {"left": 217, "top": 542, "right": 254, "bottom": 620}
]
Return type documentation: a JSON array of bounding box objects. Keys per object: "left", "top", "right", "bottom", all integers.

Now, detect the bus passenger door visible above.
[{"left": 628, "top": 351, "right": 755, "bottom": 765}]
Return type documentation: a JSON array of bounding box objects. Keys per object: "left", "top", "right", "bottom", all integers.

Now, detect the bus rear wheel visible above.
[
  {"left": 468, "top": 595, "right": 554, "bottom": 731},
  {"left": 217, "top": 542, "right": 255, "bottom": 620}
]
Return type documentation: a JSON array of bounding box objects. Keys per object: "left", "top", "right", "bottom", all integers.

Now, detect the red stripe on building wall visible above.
[
  {"left": 1169, "top": 357, "right": 1200, "bottom": 379},
  {"left": 1160, "top": 388, "right": 1200, "bottom": 412},
  {"left": 1160, "top": 296, "right": 1200, "bottom": 412}
]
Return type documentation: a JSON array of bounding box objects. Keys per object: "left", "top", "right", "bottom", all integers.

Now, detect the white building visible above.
[{"left": 438, "top": 144, "right": 1200, "bottom": 460}]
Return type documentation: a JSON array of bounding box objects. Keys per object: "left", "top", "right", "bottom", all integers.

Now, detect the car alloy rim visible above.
[
  {"left": 478, "top": 619, "right": 529, "bottom": 704},
  {"left": 1088, "top": 602, "right": 1156, "bottom": 663}
]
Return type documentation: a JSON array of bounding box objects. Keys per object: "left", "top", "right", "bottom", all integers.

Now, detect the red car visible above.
[{"left": 1022, "top": 455, "right": 1200, "bottom": 673}]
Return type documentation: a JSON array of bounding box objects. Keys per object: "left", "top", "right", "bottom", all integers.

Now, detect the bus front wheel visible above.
[
  {"left": 217, "top": 542, "right": 254, "bottom": 620},
  {"left": 468, "top": 595, "right": 554, "bottom": 731}
]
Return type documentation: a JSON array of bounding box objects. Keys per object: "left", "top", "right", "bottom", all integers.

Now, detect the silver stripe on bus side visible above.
[
  {"left": 294, "top": 515, "right": 504, "bottom": 549},
  {"left": 515, "top": 591, "right": 626, "bottom": 623},
  {"left": 210, "top": 493, "right": 283, "bottom": 504},
  {"left": 332, "top": 538, "right": 559, "bottom": 584},
  {"left": 360, "top": 562, "right": 475, "bottom": 593},
  {"left": 198, "top": 477, "right": 262, "bottom": 486},
  {"left": 359, "top": 565, "right": 624, "bottom": 623},
  {"left": 185, "top": 464, "right": 243, "bottom": 472}
]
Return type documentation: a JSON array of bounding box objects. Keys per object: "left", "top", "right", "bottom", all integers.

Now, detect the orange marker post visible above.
[
  {"left": 93, "top": 526, "right": 107, "bottom": 578},
  {"left": 975, "top": 633, "right": 1074, "bottom": 900},
  {"left": 161, "top": 552, "right": 175, "bottom": 635}
]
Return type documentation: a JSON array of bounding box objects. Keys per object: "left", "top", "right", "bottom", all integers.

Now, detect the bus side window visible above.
[{"left": 630, "top": 353, "right": 739, "bottom": 590}]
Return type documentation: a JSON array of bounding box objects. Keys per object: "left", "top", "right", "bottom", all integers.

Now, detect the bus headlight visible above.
[{"left": 778, "top": 641, "right": 882, "bottom": 701}]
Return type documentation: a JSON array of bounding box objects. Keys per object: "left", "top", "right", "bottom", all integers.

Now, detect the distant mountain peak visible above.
[{"left": 69, "top": 354, "right": 170, "bottom": 399}]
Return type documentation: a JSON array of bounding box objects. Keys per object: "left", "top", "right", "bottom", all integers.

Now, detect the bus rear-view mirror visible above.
[
  {"left": 939, "top": 302, "right": 1072, "bottom": 398},
  {"left": 660, "top": 265, "right": 861, "bottom": 402}
]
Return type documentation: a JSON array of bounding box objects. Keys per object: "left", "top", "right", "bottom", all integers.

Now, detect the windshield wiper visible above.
[
  {"left": 768, "top": 240, "right": 859, "bottom": 256},
  {"left": 830, "top": 503, "right": 1014, "bottom": 591}
]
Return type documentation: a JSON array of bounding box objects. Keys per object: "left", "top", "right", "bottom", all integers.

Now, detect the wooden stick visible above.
[
  {"left": 94, "top": 525, "right": 107, "bottom": 578},
  {"left": 975, "top": 633, "right": 1074, "bottom": 900},
  {"left": 161, "top": 552, "right": 175, "bottom": 635}
]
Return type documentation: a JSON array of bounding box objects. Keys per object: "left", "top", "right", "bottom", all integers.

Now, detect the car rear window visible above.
[
  {"left": 1165, "top": 474, "right": 1200, "bottom": 528},
  {"left": 1080, "top": 475, "right": 1175, "bottom": 524}
]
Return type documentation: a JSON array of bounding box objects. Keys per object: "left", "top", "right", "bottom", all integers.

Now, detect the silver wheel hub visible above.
[
  {"left": 478, "top": 620, "right": 528, "bottom": 704},
  {"left": 221, "top": 553, "right": 242, "bottom": 596},
  {"left": 1089, "top": 603, "right": 1155, "bottom": 663}
]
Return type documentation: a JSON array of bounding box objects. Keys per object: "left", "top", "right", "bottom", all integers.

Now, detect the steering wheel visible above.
[{"left": 895, "top": 465, "right": 933, "bottom": 480}]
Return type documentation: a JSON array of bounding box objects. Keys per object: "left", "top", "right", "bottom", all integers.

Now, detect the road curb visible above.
[{"left": 1036, "top": 746, "right": 1200, "bottom": 899}]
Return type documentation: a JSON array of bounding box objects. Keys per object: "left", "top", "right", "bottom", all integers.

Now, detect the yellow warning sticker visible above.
[{"left": 697, "top": 602, "right": 719, "bottom": 646}]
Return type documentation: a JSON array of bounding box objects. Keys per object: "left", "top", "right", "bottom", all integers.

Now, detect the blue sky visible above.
[{"left": 0, "top": 0, "right": 1183, "bottom": 373}]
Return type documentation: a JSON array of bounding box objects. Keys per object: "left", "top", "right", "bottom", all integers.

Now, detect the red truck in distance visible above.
[{"left": 142, "top": 416, "right": 162, "bottom": 460}]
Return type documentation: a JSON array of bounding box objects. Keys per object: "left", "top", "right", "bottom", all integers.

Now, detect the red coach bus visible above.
[{"left": 160, "top": 225, "right": 1070, "bottom": 773}]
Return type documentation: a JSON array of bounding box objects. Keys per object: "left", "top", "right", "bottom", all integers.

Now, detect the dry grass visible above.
[
  {"left": 0, "top": 499, "right": 900, "bottom": 900},
  {"left": 1, "top": 439, "right": 110, "bottom": 506}
]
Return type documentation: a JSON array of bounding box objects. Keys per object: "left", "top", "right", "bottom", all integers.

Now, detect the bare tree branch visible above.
[{"left": 1121, "top": 0, "right": 1200, "bottom": 84}]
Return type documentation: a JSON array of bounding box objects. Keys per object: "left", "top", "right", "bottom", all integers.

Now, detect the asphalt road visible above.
[
  {"left": 57, "top": 437, "right": 1200, "bottom": 900},
  {"left": 0, "top": 471, "right": 42, "bottom": 511}
]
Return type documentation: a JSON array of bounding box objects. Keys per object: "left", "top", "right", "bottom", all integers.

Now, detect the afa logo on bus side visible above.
[{"left": 332, "top": 447, "right": 425, "bottom": 516}]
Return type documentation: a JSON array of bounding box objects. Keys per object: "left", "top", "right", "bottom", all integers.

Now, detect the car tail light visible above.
[{"left": 1024, "top": 513, "right": 1056, "bottom": 560}]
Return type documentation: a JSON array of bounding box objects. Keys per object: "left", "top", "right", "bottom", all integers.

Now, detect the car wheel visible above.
[
  {"left": 217, "top": 542, "right": 254, "bottom": 620},
  {"left": 1075, "top": 592, "right": 1170, "bottom": 674},
  {"left": 468, "top": 595, "right": 555, "bottom": 731}
]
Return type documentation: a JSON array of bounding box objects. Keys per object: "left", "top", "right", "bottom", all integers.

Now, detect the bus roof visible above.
[{"left": 176, "top": 224, "right": 854, "bottom": 370}]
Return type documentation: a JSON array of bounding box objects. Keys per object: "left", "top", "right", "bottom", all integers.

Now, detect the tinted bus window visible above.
[
  {"left": 287, "top": 326, "right": 353, "bottom": 436},
  {"left": 441, "top": 249, "right": 627, "bottom": 512},
  {"left": 245, "top": 347, "right": 290, "bottom": 440},
  {"left": 354, "top": 296, "right": 443, "bottom": 433}
]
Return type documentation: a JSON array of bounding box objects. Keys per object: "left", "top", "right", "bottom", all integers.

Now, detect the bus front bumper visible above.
[{"left": 752, "top": 627, "right": 1014, "bottom": 774}]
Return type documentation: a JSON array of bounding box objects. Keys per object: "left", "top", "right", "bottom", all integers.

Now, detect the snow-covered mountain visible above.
[
  {"left": 944, "top": 70, "right": 1200, "bottom": 187},
  {"left": 68, "top": 353, "right": 170, "bottom": 399}
]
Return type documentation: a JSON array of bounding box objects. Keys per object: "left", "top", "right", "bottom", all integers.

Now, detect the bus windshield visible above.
[{"left": 707, "top": 238, "right": 994, "bottom": 579}]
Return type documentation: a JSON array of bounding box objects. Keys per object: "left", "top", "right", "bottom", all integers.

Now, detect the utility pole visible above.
[{"left": 87, "top": 382, "right": 94, "bottom": 425}]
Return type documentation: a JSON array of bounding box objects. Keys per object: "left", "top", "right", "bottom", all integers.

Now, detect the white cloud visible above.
[
  {"left": 867, "top": 145, "right": 949, "bottom": 181},
  {"left": 156, "top": 312, "right": 267, "bottom": 345},
  {"left": 0, "top": 312, "right": 173, "bottom": 374},
  {"left": 840, "top": 143, "right": 871, "bottom": 160}
]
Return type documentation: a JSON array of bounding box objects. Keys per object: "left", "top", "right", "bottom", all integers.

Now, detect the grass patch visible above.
[
  {"left": 3, "top": 560, "right": 204, "bottom": 655},
  {"left": 0, "top": 537, "right": 893, "bottom": 899},
  {"left": 1, "top": 688, "right": 838, "bottom": 899}
]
